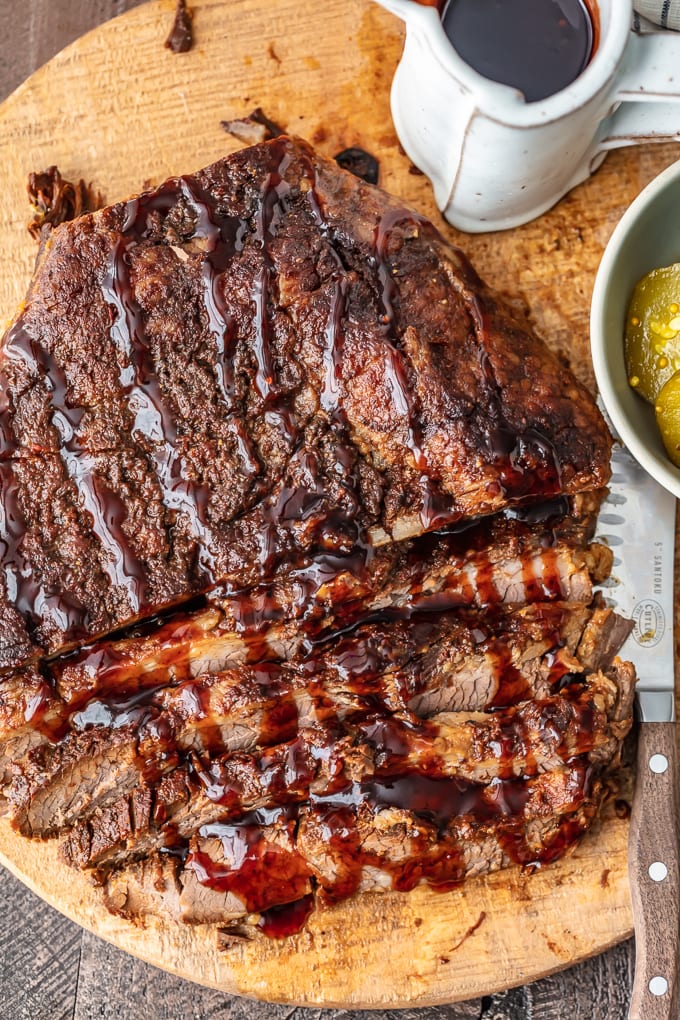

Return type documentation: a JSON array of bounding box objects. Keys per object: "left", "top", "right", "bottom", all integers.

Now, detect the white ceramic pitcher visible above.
[{"left": 375, "top": 0, "right": 680, "bottom": 231}]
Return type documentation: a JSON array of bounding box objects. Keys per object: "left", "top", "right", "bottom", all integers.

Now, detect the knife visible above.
[{"left": 595, "top": 428, "right": 680, "bottom": 1020}]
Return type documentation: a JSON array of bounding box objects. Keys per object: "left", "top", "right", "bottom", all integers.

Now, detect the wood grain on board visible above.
[{"left": 0, "top": 0, "right": 678, "bottom": 1010}]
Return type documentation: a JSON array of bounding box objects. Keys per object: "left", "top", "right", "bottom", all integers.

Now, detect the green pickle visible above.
[
  {"left": 624, "top": 263, "right": 680, "bottom": 403},
  {"left": 655, "top": 371, "right": 680, "bottom": 466}
]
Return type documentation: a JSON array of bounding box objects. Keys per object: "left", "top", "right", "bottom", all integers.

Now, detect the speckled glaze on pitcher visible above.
[{"left": 375, "top": 0, "right": 680, "bottom": 232}]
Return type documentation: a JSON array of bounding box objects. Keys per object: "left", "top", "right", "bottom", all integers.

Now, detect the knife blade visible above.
[{"left": 595, "top": 433, "right": 680, "bottom": 1020}]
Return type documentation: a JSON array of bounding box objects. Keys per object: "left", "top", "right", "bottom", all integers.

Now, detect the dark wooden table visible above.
[{"left": 0, "top": 1, "right": 634, "bottom": 1017}]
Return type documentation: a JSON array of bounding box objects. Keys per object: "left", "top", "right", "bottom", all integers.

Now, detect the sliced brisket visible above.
[
  {"left": 0, "top": 495, "right": 615, "bottom": 796},
  {"left": 102, "top": 761, "right": 605, "bottom": 935},
  {"left": 55, "top": 662, "right": 633, "bottom": 872},
  {"left": 0, "top": 138, "right": 630, "bottom": 944},
  {"left": 296, "top": 762, "right": 603, "bottom": 902},
  {"left": 4, "top": 601, "right": 630, "bottom": 834}
]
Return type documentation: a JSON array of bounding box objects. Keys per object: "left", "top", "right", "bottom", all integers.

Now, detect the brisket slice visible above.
[
  {"left": 0, "top": 595, "right": 610, "bottom": 774},
  {"left": 3, "top": 600, "right": 629, "bottom": 831},
  {"left": 295, "top": 764, "right": 604, "bottom": 903},
  {"left": 63, "top": 751, "right": 601, "bottom": 874},
  {"left": 56, "top": 662, "right": 633, "bottom": 871},
  {"left": 0, "top": 666, "right": 57, "bottom": 789},
  {"left": 14, "top": 489, "right": 611, "bottom": 718},
  {"left": 103, "top": 822, "right": 315, "bottom": 929},
  {"left": 180, "top": 813, "right": 313, "bottom": 925},
  {"left": 47, "top": 525, "right": 610, "bottom": 710},
  {"left": 102, "top": 763, "right": 604, "bottom": 932},
  {"left": 9, "top": 668, "right": 621, "bottom": 839},
  {"left": 0, "top": 136, "right": 611, "bottom": 669},
  {"left": 392, "top": 601, "right": 628, "bottom": 715},
  {"left": 103, "top": 854, "right": 183, "bottom": 925}
]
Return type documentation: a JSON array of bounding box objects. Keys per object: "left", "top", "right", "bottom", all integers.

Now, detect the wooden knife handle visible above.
[{"left": 629, "top": 722, "right": 680, "bottom": 1020}]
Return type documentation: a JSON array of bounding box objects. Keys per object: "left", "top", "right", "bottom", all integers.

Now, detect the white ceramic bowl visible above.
[{"left": 591, "top": 158, "right": 680, "bottom": 499}]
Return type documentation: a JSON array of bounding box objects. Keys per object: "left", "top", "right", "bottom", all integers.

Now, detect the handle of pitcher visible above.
[{"left": 599, "top": 30, "right": 680, "bottom": 149}]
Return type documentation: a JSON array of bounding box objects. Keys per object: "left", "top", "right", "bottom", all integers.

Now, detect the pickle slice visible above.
[
  {"left": 625, "top": 263, "right": 680, "bottom": 403},
  {"left": 655, "top": 370, "right": 680, "bottom": 467}
]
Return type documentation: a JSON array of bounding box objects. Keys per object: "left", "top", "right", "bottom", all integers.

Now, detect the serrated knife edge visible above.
[
  {"left": 595, "top": 436, "right": 676, "bottom": 720},
  {"left": 596, "top": 401, "right": 680, "bottom": 1020}
]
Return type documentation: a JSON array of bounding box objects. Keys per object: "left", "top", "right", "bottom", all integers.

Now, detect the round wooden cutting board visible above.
[{"left": 0, "top": 0, "right": 677, "bottom": 1007}]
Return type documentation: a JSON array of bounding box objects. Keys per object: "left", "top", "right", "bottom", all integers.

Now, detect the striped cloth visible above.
[{"left": 633, "top": 1, "right": 680, "bottom": 30}]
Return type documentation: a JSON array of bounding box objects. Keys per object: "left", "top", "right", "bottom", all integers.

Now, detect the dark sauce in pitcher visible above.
[{"left": 441, "top": 0, "right": 596, "bottom": 103}]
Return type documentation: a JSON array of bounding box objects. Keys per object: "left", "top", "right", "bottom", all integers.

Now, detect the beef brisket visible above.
[
  {"left": 180, "top": 815, "right": 313, "bottom": 925},
  {"left": 102, "top": 761, "right": 605, "bottom": 934},
  {"left": 296, "top": 764, "right": 604, "bottom": 903},
  {"left": 4, "top": 599, "right": 629, "bottom": 833},
  {"left": 0, "top": 498, "right": 615, "bottom": 795},
  {"left": 0, "top": 596, "right": 612, "bottom": 779},
  {"left": 49, "top": 516, "right": 610, "bottom": 709},
  {"left": 103, "top": 854, "right": 183, "bottom": 925},
  {"left": 55, "top": 661, "right": 633, "bottom": 871},
  {"left": 0, "top": 139, "right": 630, "bottom": 945},
  {"left": 0, "top": 136, "right": 611, "bottom": 670}
]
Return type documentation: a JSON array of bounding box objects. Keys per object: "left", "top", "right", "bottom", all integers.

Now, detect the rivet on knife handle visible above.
[{"left": 628, "top": 722, "right": 680, "bottom": 1020}]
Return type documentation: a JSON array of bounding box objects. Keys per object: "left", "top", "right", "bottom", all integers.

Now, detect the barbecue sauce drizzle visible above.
[
  {"left": 50, "top": 605, "right": 589, "bottom": 740},
  {"left": 24, "top": 498, "right": 582, "bottom": 734},
  {"left": 0, "top": 325, "right": 147, "bottom": 629},
  {"left": 17, "top": 488, "right": 583, "bottom": 763},
  {"left": 108, "top": 191, "right": 222, "bottom": 583}
]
